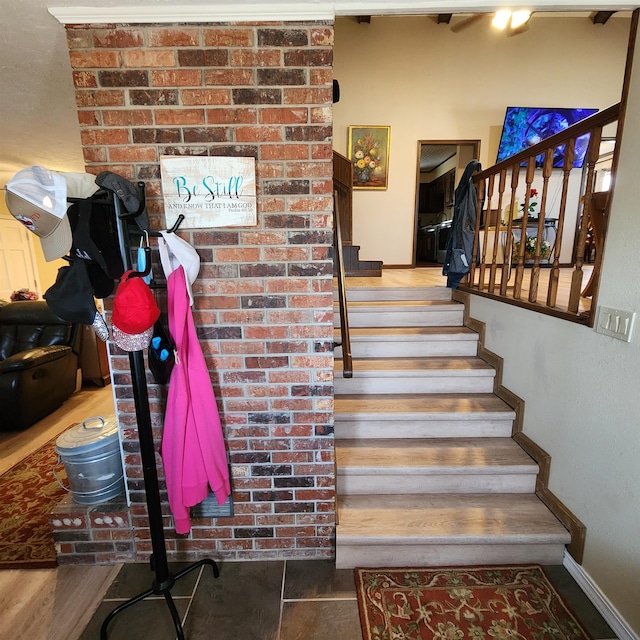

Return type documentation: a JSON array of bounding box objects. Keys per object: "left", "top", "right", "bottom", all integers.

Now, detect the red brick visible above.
[
  {"left": 123, "top": 50, "right": 176, "bottom": 68},
  {"left": 76, "top": 90, "right": 125, "bottom": 107},
  {"left": 284, "top": 87, "right": 332, "bottom": 105},
  {"left": 243, "top": 326, "right": 288, "bottom": 340},
  {"left": 102, "top": 110, "right": 153, "bottom": 126},
  {"left": 310, "top": 69, "right": 332, "bottom": 86},
  {"left": 260, "top": 107, "right": 308, "bottom": 125},
  {"left": 205, "top": 69, "right": 253, "bottom": 86},
  {"left": 220, "top": 340, "right": 265, "bottom": 354},
  {"left": 261, "top": 144, "right": 309, "bottom": 161},
  {"left": 81, "top": 128, "right": 130, "bottom": 145},
  {"left": 230, "top": 50, "right": 281, "bottom": 67},
  {"left": 109, "top": 146, "right": 157, "bottom": 162},
  {"left": 204, "top": 28, "right": 254, "bottom": 47},
  {"left": 258, "top": 198, "right": 285, "bottom": 212},
  {"left": 181, "top": 89, "right": 231, "bottom": 106},
  {"left": 66, "top": 29, "right": 93, "bottom": 49},
  {"left": 155, "top": 108, "right": 205, "bottom": 125},
  {"left": 206, "top": 108, "right": 257, "bottom": 124},
  {"left": 262, "top": 247, "right": 309, "bottom": 262},
  {"left": 286, "top": 162, "right": 331, "bottom": 178},
  {"left": 268, "top": 371, "right": 310, "bottom": 384},
  {"left": 69, "top": 50, "right": 120, "bottom": 69},
  {"left": 93, "top": 29, "right": 145, "bottom": 48},
  {"left": 78, "top": 110, "right": 100, "bottom": 126},
  {"left": 311, "top": 143, "right": 333, "bottom": 159},
  {"left": 215, "top": 247, "right": 260, "bottom": 262},
  {"left": 235, "top": 126, "right": 283, "bottom": 143},
  {"left": 152, "top": 69, "right": 202, "bottom": 87},
  {"left": 310, "top": 28, "right": 334, "bottom": 46},
  {"left": 73, "top": 71, "right": 97, "bottom": 88},
  {"left": 149, "top": 29, "right": 200, "bottom": 47},
  {"left": 310, "top": 106, "right": 331, "bottom": 124},
  {"left": 287, "top": 196, "right": 332, "bottom": 211}
]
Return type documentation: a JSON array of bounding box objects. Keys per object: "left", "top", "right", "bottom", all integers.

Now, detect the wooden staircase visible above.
[{"left": 333, "top": 285, "right": 571, "bottom": 569}]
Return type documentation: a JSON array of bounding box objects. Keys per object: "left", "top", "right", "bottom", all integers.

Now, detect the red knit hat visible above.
[{"left": 112, "top": 270, "right": 160, "bottom": 351}]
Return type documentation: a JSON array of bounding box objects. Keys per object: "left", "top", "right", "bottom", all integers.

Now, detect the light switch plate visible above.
[{"left": 595, "top": 306, "right": 635, "bottom": 342}]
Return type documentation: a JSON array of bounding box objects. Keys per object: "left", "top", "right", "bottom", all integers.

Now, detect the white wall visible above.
[{"left": 333, "top": 15, "right": 630, "bottom": 265}]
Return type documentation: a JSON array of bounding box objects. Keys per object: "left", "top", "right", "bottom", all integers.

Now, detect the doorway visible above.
[{"left": 414, "top": 140, "right": 480, "bottom": 266}]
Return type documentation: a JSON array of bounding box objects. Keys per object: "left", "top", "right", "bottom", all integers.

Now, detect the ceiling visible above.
[
  {"left": 419, "top": 145, "right": 458, "bottom": 173},
  {"left": 0, "top": 0, "right": 631, "bottom": 188}
]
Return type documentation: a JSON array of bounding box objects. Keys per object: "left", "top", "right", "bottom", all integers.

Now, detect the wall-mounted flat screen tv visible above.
[{"left": 496, "top": 107, "right": 598, "bottom": 168}]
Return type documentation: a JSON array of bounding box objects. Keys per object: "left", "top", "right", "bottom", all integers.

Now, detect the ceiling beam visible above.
[{"left": 592, "top": 11, "right": 616, "bottom": 24}]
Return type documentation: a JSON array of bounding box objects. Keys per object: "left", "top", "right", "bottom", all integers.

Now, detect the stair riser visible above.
[
  {"left": 335, "top": 543, "right": 566, "bottom": 569},
  {"left": 336, "top": 341, "right": 478, "bottom": 358},
  {"left": 336, "top": 310, "right": 464, "bottom": 327},
  {"left": 334, "top": 420, "right": 514, "bottom": 439},
  {"left": 335, "top": 377, "right": 495, "bottom": 395},
  {"left": 338, "top": 473, "right": 537, "bottom": 495},
  {"left": 338, "top": 288, "right": 453, "bottom": 302}
]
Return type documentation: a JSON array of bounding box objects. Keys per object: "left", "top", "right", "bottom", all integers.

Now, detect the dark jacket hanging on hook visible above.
[{"left": 442, "top": 159, "right": 482, "bottom": 289}]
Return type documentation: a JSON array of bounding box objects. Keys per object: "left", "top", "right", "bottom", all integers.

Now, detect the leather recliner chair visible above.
[{"left": 0, "top": 301, "right": 80, "bottom": 431}]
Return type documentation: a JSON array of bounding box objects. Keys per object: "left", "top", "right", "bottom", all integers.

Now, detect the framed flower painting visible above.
[{"left": 347, "top": 125, "right": 390, "bottom": 190}]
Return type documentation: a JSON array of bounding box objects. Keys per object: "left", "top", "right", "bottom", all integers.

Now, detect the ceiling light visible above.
[
  {"left": 492, "top": 10, "right": 511, "bottom": 30},
  {"left": 511, "top": 10, "right": 532, "bottom": 29}
]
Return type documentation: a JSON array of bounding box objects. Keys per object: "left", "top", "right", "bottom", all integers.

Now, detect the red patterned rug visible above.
[
  {"left": 356, "top": 565, "right": 592, "bottom": 640},
  {"left": 0, "top": 436, "right": 67, "bottom": 569}
]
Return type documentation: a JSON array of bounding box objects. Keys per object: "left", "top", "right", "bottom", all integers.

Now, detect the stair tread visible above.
[
  {"left": 337, "top": 493, "right": 570, "bottom": 542},
  {"left": 335, "top": 393, "right": 514, "bottom": 418},
  {"left": 336, "top": 438, "right": 537, "bottom": 473},
  {"left": 339, "top": 299, "right": 461, "bottom": 310},
  {"left": 335, "top": 326, "right": 479, "bottom": 340},
  {"left": 335, "top": 356, "right": 495, "bottom": 375}
]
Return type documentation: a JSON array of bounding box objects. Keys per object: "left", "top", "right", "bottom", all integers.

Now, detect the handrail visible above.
[
  {"left": 462, "top": 102, "right": 621, "bottom": 326},
  {"left": 333, "top": 190, "right": 353, "bottom": 378}
]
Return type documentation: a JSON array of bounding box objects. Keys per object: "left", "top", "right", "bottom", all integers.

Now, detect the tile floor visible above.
[{"left": 81, "top": 559, "right": 616, "bottom": 640}]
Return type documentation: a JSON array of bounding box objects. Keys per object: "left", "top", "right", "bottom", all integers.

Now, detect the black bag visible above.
[
  {"left": 147, "top": 320, "right": 175, "bottom": 385},
  {"left": 66, "top": 196, "right": 125, "bottom": 298}
]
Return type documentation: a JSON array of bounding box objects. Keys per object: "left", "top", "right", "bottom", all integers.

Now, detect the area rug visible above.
[
  {"left": 356, "top": 565, "right": 592, "bottom": 640},
  {"left": 0, "top": 435, "right": 68, "bottom": 569}
]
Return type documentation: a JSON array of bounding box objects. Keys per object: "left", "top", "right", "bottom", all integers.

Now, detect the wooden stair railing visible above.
[
  {"left": 463, "top": 103, "right": 620, "bottom": 326},
  {"left": 334, "top": 190, "right": 353, "bottom": 378}
]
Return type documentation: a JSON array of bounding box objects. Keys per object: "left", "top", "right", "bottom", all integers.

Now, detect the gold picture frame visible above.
[{"left": 347, "top": 125, "right": 390, "bottom": 190}]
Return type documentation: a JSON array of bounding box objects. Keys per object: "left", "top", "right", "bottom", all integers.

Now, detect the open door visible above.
[{"left": 414, "top": 140, "right": 480, "bottom": 267}]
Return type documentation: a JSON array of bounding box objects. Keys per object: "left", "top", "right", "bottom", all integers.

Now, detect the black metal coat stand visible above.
[{"left": 100, "top": 188, "right": 218, "bottom": 640}]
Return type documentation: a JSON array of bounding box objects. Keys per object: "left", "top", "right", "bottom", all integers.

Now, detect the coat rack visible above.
[{"left": 100, "top": 186, "right": 218, "bottom": 640}]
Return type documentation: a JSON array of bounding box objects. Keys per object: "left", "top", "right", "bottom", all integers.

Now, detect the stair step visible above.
[
  {"left": 335, "top": 326, "right": 478, "bottom": 358},
  {"left": 334, "top": 357, "right": 495, "bottom": 394},
  {"left": 336, "top": 437, "right": 537, "bottom": 494},
  {"left": 335, "top": 493, "right": 571, "bottom": 569},
  {"left": 336, "top": 299, "right": 464, "bottom": 328},
  {"left": 334, "top": 393, "right": 515, "bottom": 438},
  {"left": 337, "top": 286, "right": 452, "bottom": 302}
]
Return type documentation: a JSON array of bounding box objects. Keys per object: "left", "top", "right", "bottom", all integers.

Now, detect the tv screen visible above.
[{"left": 496, "top": 107, "right": 598, "bottom": 168}]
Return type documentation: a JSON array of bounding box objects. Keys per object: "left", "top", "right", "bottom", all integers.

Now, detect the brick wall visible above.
[{"left": 60, "top": 22, "right": 335, "bottom": 563}]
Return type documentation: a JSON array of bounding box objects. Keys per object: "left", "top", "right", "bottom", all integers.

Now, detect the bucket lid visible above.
[{"left": 56, "top": 416, "right": 119, "bottom": 455}]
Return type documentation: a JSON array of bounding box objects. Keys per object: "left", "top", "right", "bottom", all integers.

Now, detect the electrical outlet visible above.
[{"left": 595, "top": 306, "right": 635, "bottom": 342}]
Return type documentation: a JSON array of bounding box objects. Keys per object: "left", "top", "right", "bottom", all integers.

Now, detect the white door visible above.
[{"left": 0, "top": 215, "right": 40, "bottom": 302}]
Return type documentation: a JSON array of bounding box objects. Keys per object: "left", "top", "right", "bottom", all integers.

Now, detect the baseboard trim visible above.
[{"left": 563, "top": 551, "right": 639, "bottom": 640}]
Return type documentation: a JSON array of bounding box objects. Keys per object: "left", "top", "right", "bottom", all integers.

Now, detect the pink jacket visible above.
[{"left": 160, "top": 265, "right": 230, "bottom": 534}]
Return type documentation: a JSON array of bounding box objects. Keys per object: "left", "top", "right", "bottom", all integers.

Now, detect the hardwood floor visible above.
[{"left": 0, "top": 384, "right": 120, "bottom": 640}]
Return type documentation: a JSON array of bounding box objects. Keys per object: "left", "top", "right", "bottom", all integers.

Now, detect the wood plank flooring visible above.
[{"left": 0, "top": 384, "right": 119, "bottom": 640}]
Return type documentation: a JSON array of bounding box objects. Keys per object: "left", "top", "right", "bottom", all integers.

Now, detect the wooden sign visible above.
[{"left": 160, "top": 155, "right": 257, "bottom": 228}]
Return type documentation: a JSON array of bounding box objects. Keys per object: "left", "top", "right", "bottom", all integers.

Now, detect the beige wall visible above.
[{"left": 333, "top": 15, "right": 630, "bottom": 265}]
